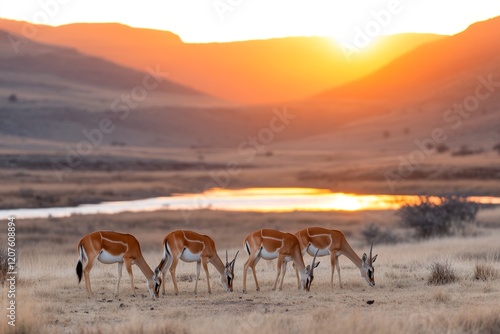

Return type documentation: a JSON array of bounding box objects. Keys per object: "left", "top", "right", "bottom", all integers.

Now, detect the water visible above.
[{"left": 2, "top": 187, "right": 499, "bottom": 219}]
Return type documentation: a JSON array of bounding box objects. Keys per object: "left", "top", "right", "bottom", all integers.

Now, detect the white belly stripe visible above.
[
  {"left": 260, "top": 247, "right": 279, "bottom": 260},
  {"left": 98, "top": 250, "right": 124, "bottom": 264},
  {"left": 307, "top": 245, "right": 330, "bottom": 257},
  {"left": 180, "top": 248, "right": 202, "bottom": 262}
]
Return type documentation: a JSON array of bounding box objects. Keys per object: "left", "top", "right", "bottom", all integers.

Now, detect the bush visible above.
[
  {"left": 0, "top": 247, "right": 9, "bottom": 286},
  {"left": 436, "top": 143, "right": 449, "bottom": 153},
  {"left": 474, "top": 263, "right": 498, "bottom": 281},
  {"left": 361, "top": 223, "right": 400, "bottom": 244},
  {"left": 493, "top": 143, "right": 500, "bottom": 154},
  {"left": 398, "top": 195, "right": 479, "bottom": 238},
  {"left": 451, "top": 145, "right": 483, "bottom": 156},
  {"left": 428, "top": 260, "right": 458, "bottom": 285}
]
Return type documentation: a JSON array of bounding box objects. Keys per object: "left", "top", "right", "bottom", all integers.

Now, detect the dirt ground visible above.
[{"left": 1, "top": 208, "right": 499, "bottom": 333}]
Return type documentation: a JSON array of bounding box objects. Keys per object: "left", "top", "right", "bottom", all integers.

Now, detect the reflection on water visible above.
[{"left": 2, "top": 187, "right": 500, "bottom": 219}]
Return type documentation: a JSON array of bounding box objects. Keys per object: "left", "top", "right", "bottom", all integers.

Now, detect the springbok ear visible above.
[
  {"left": 313, "top": 261, "right": 320, "bottom": 269},
  {"left": 362, "top": 253, "right": 367, "bottom": 262},
  {"left": 306, "top": 264, "right": 311, "bottom": 272},
  {"left": 372, "top": 254, "right": 378, "bottom": 263}
]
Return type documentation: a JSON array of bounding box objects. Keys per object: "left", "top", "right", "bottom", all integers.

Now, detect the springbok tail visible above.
[
  {"left": 244, "top": 241, "right": 251, "bottom": 255},
  {"left": 76, "top": 244, "right": 84, "bottom": 283},
  {"left": 158, "top": 241, "right": 173, "bottom": 273}
]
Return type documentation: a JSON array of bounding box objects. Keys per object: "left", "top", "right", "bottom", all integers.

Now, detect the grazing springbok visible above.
[
  {"left": 155, "top": 230, "right": 238, "bottom": 295},
  {"left": 242, "top": 228, "right": 319, "bottom": 293},
  {"left": 294, "top": 227, "right": 378, "bottom": 288},
  {"left": 76, "top": 231, "right": 161, "bottom": 300}
]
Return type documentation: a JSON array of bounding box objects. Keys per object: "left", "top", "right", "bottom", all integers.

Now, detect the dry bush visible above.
[
  {"left": 451, "top": 145, "right": 484, "bottom": 156},
  {"left": 0, "top": 247, "right": 9, "bottom": 285},
  {"left": 398, "top": 195, "right": 479, "bottom": 238},
  {"left": 494, "top": 143, "right": 500, "bottom": 154},
  {"left": 474, "top": 263, "right": 498, "bottom": 281},
  {"left": 428, "top": 261, "right": 458, "bottom": 285}
]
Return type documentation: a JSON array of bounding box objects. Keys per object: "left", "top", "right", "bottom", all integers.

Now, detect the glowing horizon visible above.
[
  {"left": 2, "top": 188, "right": 500, "bottom": 219},
  {"left": 1, "top": 0, "right": 499, "bottom": 43}
]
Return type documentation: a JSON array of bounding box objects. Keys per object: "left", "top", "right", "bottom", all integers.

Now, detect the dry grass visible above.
[
  {"left": 0, "top": 247, "right": 9, "bottom": 285},
  {"left": 428, "top": 260, "right": 458, "bottom": 285},
  {"left": 474, "top": 263, "right": 498, "bottom": 281},
  {"left": 1, "top": 215, "right": 500, "bottom": 334}
]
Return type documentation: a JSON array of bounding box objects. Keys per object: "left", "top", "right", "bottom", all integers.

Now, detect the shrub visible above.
[
  {"left": 428, "top": 260, "right": 458, "bottom": 285},
  {"left": 361, "top": 223, "right": 400, "bottom": 244},
  {"left": 8, "top": 93, "right": 17, "bottom": 103},
  {"left": 436, "top": 143, "right": 449, "bottom": 153},
  {"left": 493, "top": 143, "right": 500, "bottom": 154},
  {"left": 398, "top": 195, "right": 479, "bottom": 238},
  {"left": 474, "top": 263, "right": 498, "bottom": 281},
  {"left": 0, "top": 247, "right": 9, "bottom": 286},
  {"left": 451, "top": 145, "right": 483, "bottom": 156}
]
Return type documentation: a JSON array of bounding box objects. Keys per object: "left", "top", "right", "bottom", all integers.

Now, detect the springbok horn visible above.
[
  {"left": 226, "top": 250, "right": 228, "bottom": 264},
  {"left": 232, "top": 250, "right": 239, "bottom": 269},
  {"left": 311, "top": 249, "right": 319, "bottom": 273},
  {"left": 369, "top": 240, "right": 374, "bottom": 264}
]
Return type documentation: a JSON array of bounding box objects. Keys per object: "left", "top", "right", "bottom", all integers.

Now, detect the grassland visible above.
[{"left": 1, "top": 208, "right": 499, "bottom": 334}]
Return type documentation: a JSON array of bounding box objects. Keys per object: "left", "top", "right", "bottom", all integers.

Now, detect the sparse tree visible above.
[
  {"left": 398, "top": 195, "right": 479, "bottom": 238},
  {"left": 8, "top": 94, "right": 17, "bottom": 103}
]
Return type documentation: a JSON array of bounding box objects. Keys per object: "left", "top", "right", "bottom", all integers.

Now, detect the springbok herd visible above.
[{"left": 76, "top": 227, "right": 377, "bottom": 300}]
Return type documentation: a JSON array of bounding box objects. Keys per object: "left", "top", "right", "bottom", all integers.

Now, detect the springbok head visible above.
[
  {"left": 222, "top": 250, "right": 239, "bottom": 292},
  {"left": 304, "top": 250, "right": 320, "bottom": 291},
  {"left": 361, "top": 240, "right": 378, "bottom": 287},
  {"left": 152, "top": 267, "right": 162, "bottom": 299}
]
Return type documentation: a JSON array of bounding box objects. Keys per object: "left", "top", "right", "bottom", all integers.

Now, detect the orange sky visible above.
[{"left": 1, "top": 0, "right": 499, "bottom": 43}]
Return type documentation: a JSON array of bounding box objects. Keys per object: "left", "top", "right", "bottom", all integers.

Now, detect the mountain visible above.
[
  {"left": 0, "top": 30, "right": 245, "bottom": 149},
  {"left": 0, "top": 29, "right": 223, "bottom": 110},
  {"left": 315, "top": 16, "right": 500, "bottom": 104},
  {"left": 0, "top": 19, "right": 444, "bottom": 104}
]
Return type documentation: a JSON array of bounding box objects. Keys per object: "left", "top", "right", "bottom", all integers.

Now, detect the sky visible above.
[{"left": 1, "top": 0, "right": 500, "bottom": 43}]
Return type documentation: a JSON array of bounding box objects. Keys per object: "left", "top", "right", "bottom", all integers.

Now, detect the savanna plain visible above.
[{"left": 1, "top": 207, "right": 500, "bottom": 334}]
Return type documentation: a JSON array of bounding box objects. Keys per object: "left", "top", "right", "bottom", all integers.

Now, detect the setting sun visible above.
[{"left": 1, "top": 0, "right": 500, "bottom": 43}]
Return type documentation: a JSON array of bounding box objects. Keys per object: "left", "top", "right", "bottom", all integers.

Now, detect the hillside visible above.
[
  {"left": 315, "top": 16, "right": 500, "bottom": 104},
  {"left": 0, "top": 19, "right": 444, "bottom": 104}
]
